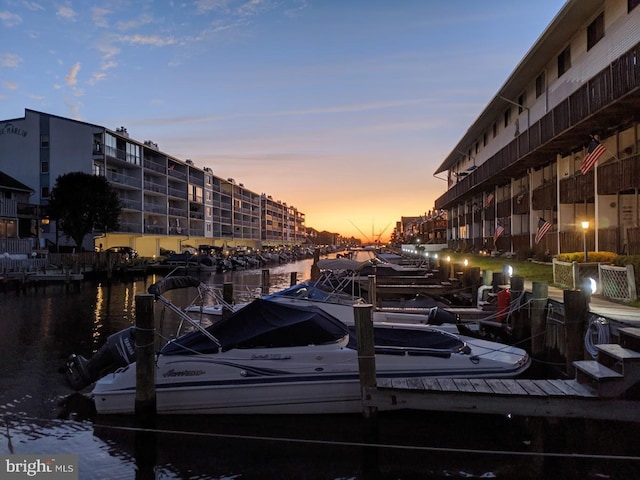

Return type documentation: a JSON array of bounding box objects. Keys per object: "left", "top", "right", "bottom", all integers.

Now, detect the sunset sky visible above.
[{"left": 1, "top": 0, "right": 566, "bottom": 242}]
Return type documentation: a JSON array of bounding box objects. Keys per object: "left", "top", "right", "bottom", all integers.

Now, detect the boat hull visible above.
[{"left": 91, "top": 344, "right": 530, "bottom": 415}]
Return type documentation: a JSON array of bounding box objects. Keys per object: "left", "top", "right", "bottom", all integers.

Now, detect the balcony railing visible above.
[
  {"left": 435, "top": 41, "right": 640, "bottom": 209},
  {"left": 107, "top": 170, "right": 141, "bottom": 189},
  {"left": 0, "top": 199, "right": 18, "bottom": 217}
]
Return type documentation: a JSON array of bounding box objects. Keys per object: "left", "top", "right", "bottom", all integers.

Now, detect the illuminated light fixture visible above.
[
  {"left": 581, "top": 221, "right": 589, "bottom": 262},
  {"left": 446, "top": 256, "right": 451, "bottom": 262},
  {"left": 463, "top": 259, "right": 468, "bottom": 267},
  {"left": 503, "top": 265, "right": 514, "bottom": 277}
]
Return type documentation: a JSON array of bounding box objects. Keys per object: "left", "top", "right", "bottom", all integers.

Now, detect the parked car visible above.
[{"left": 106, "top": 246, "right": 138, "bottom": 260}]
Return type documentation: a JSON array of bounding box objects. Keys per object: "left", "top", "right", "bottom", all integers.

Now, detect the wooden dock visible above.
[
  {"left": 365, "top": 376, "right": 640, "bottom": 423},
  {"left": 356, "top": 297, "right": 640, "bottom": 423}
]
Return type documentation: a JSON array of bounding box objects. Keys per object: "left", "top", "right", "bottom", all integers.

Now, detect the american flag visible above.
[
  {"left": 534, "top": 217, "right": 552, "bottom": 245},
  {"left": 580, "top": 138, "right": 607, "bottom": 175},
  {"left": 493, "top": 218, "right": 504, "bottom": 244},
  {"left": 485, "top": 192, "right": 495, "bottom": 208}
]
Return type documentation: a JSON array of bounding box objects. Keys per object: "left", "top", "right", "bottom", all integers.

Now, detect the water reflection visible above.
[{"left": 1, "top": 258, "right": 640, "bottom": 479}]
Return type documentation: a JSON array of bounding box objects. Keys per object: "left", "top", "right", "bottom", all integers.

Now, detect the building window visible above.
[
  {"left": 126, "top": 142, "right": 141, "bottom": 165},
  {"left": 503, "top": 107, "right": 511, "bottom": 128},
  {"left": 630, "top": 0, "right": 640, "bottom": 13},
  {"left": 587, "top": 12, "right": 604, "bottom": 50},
  {"left": 41, "top": 187, "right": 49, "bottom": 198},
  {"left": 492, "top": 122, "right": 497, "bottom": 138},
  {"left": 40, "top": 135, "right": 49, "bottom": 148},
  {"left": 536, "top": 72, "right": 546, "bottom": 98},
  {"left": 41, "top": 161, "right": 49, "bottom": 173},
  {"left": 558, "top": 46, "right": 571, "bottom": 77},
  {"left": 483, "top": 132, "right": 488, "bottom": 147},
  {"left": 517, "top": 92, "right": 526, "bottom": 113}
]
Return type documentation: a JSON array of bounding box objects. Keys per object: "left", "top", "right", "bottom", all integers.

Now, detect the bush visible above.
[{"left": 555, "top": 251, "right": 617, "bottom": 263}]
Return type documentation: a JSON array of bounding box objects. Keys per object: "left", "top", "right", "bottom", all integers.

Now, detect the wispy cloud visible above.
[
  {"left": 0, "top": 53, "right": 22, "bottom": 68},
  {"left": 196, "top": 0, "right": 229, "bottom": 15},
  {"left": 118, "top": 34, "right": 177, "bottom": 46},
  {"left": 116, "top": 13, "right": 154, "bottom": 31},
  {"left": 92, "top": 7, "right": 111, "bottom": 28},
  {"left": 65, "top": 62, "right": 80, "bottom": 85},
  {"left": 0, "top": 10, "right": 22, "bottom": 27},
  {"left": 22, "top": 2, "right": 45, "bottom": 12},
  {"left": 237, "top": 0, "right": 271, "bottom": 17},
  {"left": 56, "top": 3, "right": 76, "bottom": 20},
  {"left": 4, "top": 80, "right": 18, "bottom": 90}
]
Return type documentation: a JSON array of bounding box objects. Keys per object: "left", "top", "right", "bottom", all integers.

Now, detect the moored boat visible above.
[{"left": 64, "top": 277, "right": 531, "bottom": 415}]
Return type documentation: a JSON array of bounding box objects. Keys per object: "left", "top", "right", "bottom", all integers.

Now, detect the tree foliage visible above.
[{"left": 47, "top": 172, "right": 122, "bottom": 249}]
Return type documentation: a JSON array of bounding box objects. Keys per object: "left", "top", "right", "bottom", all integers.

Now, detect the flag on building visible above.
[
  {"left": 534, "top": 217, "right": 552, "bottom": 244},
  {"left": 485, "top": 192, "right": 495, "bottom": 208},
  {"left": 493, "top": 218, "right": 505, "bottom": 244},
  {"left": 580, "top": 138, "right": 607, "bottom": 175}
]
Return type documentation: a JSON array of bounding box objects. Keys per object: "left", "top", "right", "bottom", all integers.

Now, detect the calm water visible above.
[{"left": 1, "top": 259, "right": 639, "bottom": 479}]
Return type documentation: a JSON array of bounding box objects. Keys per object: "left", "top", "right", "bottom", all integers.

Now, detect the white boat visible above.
[
  {"left": 264, "top": 276, "right": 466, "bottom": 330},
  {"left": 65, "top": 278, "right": 531, "bottom": 415}
]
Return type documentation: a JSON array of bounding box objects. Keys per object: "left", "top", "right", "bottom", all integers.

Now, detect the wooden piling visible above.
[
  {"left": 510, "top": 275, "right": 525, "bottom": 340},
  {"left": 531, "top": 281, "right": 549, "bottom": 357},
  {"left": 466, "top": 266, "right": 481, "bottom": 307},
  {"left": 563, "top": 289, "right": 589, "bottom": 377},
  {"left": 261, "top": 268, "right": 270, "bottom": 295},
  {"left": 354, "top": 304, "right": 377, "bottom": 419},
  {"left": 367, "top": 275, "right": 377, "bottom": 307},
  {"left": 310, "top": 248, "right": 320, "bottom": 280},
  {"left": 222, "top": 282, "right": 234, "bottom": 319},
  {"left": 290, "top": 271, "right": 297, "bottom": 286},
  {"left": 491, "top": 271, "right": 504, "bottom": 292},
  {"left": 135, "top": 294, "right": 156, "bottom": 425}
]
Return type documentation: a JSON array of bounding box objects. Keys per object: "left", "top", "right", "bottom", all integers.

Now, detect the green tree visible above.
[{"left": 48, "top": 172, "right": 122, "bottom": 249}]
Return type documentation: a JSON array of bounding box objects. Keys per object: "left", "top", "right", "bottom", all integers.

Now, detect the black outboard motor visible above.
[
  {"left": 65, "top": 327, "right": 137, "bottom": 390},
  {"left": 427, "top": 307, "right": 458, "bottom": 325}
]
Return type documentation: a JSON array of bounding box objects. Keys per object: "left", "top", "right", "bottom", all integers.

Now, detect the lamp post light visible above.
[{"left": 581, "top": 221, "right": 589, "bottom": 262}]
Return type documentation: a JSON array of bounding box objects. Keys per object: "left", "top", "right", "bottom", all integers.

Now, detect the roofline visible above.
[{"left": 434, "top": 0, "right": 602, "bottom": 174}]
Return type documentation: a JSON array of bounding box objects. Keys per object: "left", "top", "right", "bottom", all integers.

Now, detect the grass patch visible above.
[{"left": 443, "top": 253, "right": 554, "bottom": 284}]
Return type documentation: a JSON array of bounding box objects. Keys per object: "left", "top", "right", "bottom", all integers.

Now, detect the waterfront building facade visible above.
[
  {"left": 0, "top": 109, "right": 306, "bottom": 256},
  {"left": 434, "top": 0, "right": 640, "bottom": 256}
]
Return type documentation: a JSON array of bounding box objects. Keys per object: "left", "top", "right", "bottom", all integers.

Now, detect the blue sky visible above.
[{"left": 1, "top": 0, "right": 566, "bottom": 242}]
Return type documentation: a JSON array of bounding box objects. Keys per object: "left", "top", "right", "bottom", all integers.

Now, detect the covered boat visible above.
[{"left": 66, "top": 278, "right": 530, "bottom": 415}]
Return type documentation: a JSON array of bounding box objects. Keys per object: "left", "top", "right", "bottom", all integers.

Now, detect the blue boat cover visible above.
[{"left": 161, "top": 299, "right": 349, "bottom": 355}]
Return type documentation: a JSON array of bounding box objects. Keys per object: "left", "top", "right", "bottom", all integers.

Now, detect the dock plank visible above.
[
  {"left": 436, "top": 378, "right": 459, "bottom": 392},
  {"left": 484, "top": 379, "right": 512, "bottom": 395},
  {"left": 547, "top": 379, "right": 583, "bottom": 396},
  {"left": 561, "top": 379, "right": 598, "bottom": 397},
  {"left": 468, "top": 378, "right": 494, "bottom": 393},
  {"left": 498, "top": 379, "right": 528, "bottom": 395},
  {"left": 531, "top": 379, "right": 565, "bottom": 396},
  {"left": 452, "top": 378, "right": 476, "bottom": 392},
  {"left": 517, "top": 379, "right": 548, "bottom": 396},
  {"left": 420, "top": 377, "right": 441, "bottom": 391}
]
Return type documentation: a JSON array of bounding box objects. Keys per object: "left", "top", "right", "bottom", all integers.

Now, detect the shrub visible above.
[{"left": 555, "top": 251, "right": 617, "bottom": 263}]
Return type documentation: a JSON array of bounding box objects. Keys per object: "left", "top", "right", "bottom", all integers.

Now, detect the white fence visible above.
[{"left": 553, "top": 258, "right": 637, "bottom": 302}]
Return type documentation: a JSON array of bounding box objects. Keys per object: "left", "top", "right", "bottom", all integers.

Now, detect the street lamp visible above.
[{"left": 581, "top": 221, "right": 589, "bottom": 262}]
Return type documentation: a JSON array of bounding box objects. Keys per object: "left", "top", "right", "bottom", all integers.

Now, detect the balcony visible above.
[
  {"left": 0, "top": 199, "right": 18, "bottom": 218},
  {"left": 144, "top": 179, "right": 167, "bottom": 195},
  {"left": 107, "top": 170, "right": 141, "bottom": 189},
  {"left": 435, "top": 41, "right": 640, "bottom": 209}
]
